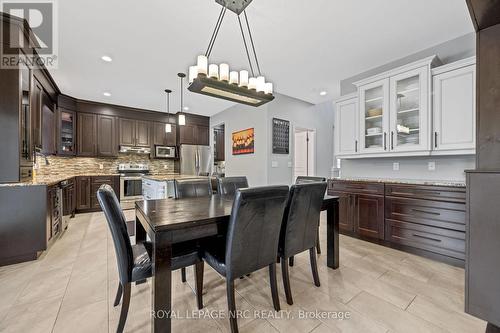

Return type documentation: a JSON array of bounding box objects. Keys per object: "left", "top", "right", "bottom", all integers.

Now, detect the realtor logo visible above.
[{"left": 1, "top": 0, "right": 58, "bottom": 68}]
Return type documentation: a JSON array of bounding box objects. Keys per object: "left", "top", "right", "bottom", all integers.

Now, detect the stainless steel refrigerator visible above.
[{"left": 179, "top": 145, "right": 212, "bottom": 176}]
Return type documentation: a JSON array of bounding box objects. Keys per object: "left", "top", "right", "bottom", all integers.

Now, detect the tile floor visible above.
[{"left": 0, "top": 211, "right": 486, "bottom": 333}]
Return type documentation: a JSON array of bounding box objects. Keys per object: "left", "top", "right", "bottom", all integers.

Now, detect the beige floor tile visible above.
[
  {"left": 61, "top": 264, "right": 108, "bottom": 311},
  {"left": 54, "top": 299, "right": 108, "bottom": 333},
  {"left": 240, "top": 318, "right": 278, "bottom": 333},
  {"left": 407, "top": 295, "right": 486, "bottom": 333},
  {"left": 309, "top": 323, "right": 342, "bottom": 333},
  {"left": 347, "top": 291, "right": 446, "bottom": 333}
]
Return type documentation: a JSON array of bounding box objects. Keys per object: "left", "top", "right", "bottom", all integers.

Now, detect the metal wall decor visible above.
[{"left": 272, "top": 118, "right": 290, "bottom": 154}]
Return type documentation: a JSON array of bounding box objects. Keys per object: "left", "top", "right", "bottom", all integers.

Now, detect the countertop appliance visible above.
[
  {"left": 155, "top": 145, "right": 176, "bottom": 159},
  {"left": 179, "top": 145, "right": 212, "bottom": 176},
  {"left": 118, "top": 163, "right": 149, "bottom": 209}
]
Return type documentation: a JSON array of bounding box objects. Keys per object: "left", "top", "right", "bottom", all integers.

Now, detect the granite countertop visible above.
[
  {"left": 142, "top": 174, "right": 210, "bottom": 181},
  {"left": 0, "top": 173, "right": 121, "bottom": 187},
  {"left": 332, "top": 177, "right": 466, "bottom": 187}
]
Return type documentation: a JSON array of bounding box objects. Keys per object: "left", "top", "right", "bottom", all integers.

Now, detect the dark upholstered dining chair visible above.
[
  {"left": 216, "top": 176, "right": 249, "bottom": 197},
  {"left": 97, "top": 185, "right": 204, "bottom": 333},
  {"left": 295, "top": 176, "right": 327, "bottom": 184},
  {"left": 202, "top": 186, "right": 289, "bottom": 333},
  {"left": 174, "top": 178, "right": 212, "bottom": 282},
  {"left": 278, "top": 182, "right": 327, "bottom": 305}
]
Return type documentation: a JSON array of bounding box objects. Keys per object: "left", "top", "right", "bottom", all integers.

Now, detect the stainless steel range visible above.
[{"left": 118, "top": 163, "right": 149, "bottom": 209}]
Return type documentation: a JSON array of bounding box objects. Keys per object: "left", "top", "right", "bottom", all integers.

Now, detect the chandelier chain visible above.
[
  {"left": 238, "top": 14, "right": 255, "bottom": 77},
  {"left": 243, "top": 10, "right": 261, "bottom": 76},
  {"left": 206, "top": 7, "right": 226, "bottom": 57}
]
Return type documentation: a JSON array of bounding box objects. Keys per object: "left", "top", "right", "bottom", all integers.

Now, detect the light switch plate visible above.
[
  {"left": 99, "top": 164, "right": 104, "bottom": 170},
  {"left": 428, "top": 161, "right": 436, "bottom": 171},
  {"left": 164, "top": 165, "right": 168, "bottom": 169},
  {"left": 272, "top": 161, "right": 279, "bottom": 168},
  {"left": 393, "top": 162, "right": 400, "bottom": 171}
]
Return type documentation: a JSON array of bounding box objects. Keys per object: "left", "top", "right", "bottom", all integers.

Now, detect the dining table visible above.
[{"left": 135, "top": 194, "right": 339, "bottom": 333}]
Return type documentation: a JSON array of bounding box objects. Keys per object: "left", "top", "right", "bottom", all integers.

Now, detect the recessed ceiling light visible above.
[
  {"left": 319, "top": 91, "right": 328, "bottom": 96},
  {"left": 183, "top": 106, "right": 190, "bottom": 111},
  {"left": 101, "top": 55, "right": 113, "bottom": 62},
  {"left": 103, "top": 92, "right": 111, "bottom": 97}
]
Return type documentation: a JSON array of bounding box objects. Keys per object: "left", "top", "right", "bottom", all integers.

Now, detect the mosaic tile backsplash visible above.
[{"left": 35, "top": 154, "right": 176, "bottom": 177}]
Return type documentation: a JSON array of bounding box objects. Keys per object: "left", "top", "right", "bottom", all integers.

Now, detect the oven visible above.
[{"left": 120, "top": 176, "right": 143, "bottom": 201}]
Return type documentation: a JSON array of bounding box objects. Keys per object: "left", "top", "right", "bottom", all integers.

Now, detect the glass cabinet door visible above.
[
  {"left": 20, "top": 62, "right": 32, "bottom": 166},
  {"left": 58, "top": 109, "right": 76, "bottom": 155},
  {"left": 389, "top": 67, "right": 429, "bottom": 152},
  {"left": 359, "top": 79, "right": 389, "bottom": 153}
]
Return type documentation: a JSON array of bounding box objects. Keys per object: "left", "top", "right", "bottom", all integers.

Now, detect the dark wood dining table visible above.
[{"left": 135, "top": 194, "right": 339, "bottom": 333}]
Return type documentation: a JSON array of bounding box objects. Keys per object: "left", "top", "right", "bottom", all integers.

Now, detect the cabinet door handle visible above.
[
  {"left": 391, "top": 131, "right": 394, "bottom": 150},
  {"left": 355, "top": 140, "right": 358, "bottom": 152},
  {"left": 384, "top": 132, "right": 387, "bottom": 150},
  {"left": 412, "top": 234, "right": 442, "bottom": 243},
  {"left": 411, "top": 208, "right": 441, "bottom": 216},
  {"left": 434, "top": 132, "right": 438, "bottom": 148}
]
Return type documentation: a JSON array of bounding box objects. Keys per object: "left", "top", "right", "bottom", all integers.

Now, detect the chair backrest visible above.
[
  {"left": 97, "top": 184, "right": 133, "bottom": 284},
  {"left": 280, "top": 182, "right": 327, "bottom": 258},
  {"left": 295, "top": 176, "right": 327, "bottom": 184},
  {"left": 174, "top": 178, "right": 212, "bottom": 199},
  {"left": 225, "top": 186, "right": 289, "bottom": 279},
  {"left": 217, "top": 176, "right": 249, "bottom": 197}
]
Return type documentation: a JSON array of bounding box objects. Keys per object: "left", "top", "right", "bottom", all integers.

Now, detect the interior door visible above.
[
  {"left": 359, "top": 79, "right": 390, "bottom": 154},
  {"left": 390, "top": 67, "right": 429, "bottom": 152}
]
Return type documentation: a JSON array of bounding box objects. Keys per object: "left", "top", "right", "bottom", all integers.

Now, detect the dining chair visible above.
[
  {"left": 278, "top": 182, "right": 327, "bottom": 305},
  {"left": 97, "top": 185, "right": 205, "bottom": 333},
  {"left": 216, "top": 176, "right": 249, "bottom": 197},
  {"left": 174, "top": 178, "right": 212, "bottom": 282},
  {"left": 291, "top": 176, "right": 327, "bottom": 263},
  {"left": 202, "top": 186, "right": 289, "bottom": 333}
]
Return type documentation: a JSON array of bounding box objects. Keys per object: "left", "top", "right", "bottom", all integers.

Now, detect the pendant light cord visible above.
[
  {"left": 180, "top": 76, "right": 183, "bottom": 112},
  {"left": 238, "top": 14, "right": 255, "bottom": 77},
  {"left": 243, "top": 10, "right": 261, "bottom": 76},
  {"left": 206, "top": 7, "right": 227, "bottom": 57}
]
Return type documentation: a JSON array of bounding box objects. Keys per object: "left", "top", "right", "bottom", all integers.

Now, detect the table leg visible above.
[
  {"left": 136, "top": 216, "right": 147, "bottom": 243},
  {"left": 151, "top": 233, "right": 172, "bottom": 333},
  {"left": 327, "top": 200, "right": 339, "bottom": 269}
]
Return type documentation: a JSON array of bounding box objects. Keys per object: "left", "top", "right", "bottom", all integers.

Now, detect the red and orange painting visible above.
[{"left": 232, "top": 128, "right": 255, "bottom": 155}]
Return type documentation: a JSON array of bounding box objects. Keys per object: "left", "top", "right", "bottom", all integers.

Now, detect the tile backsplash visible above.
[{"left": 35, "top": 154, "right": 176, "bottom": 177}]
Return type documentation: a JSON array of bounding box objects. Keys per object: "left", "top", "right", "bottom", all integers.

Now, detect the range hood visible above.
[{"left": 119, "top": 146, "right": 151, "bottom": 154}]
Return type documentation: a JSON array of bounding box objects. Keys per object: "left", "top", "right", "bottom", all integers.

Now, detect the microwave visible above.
[{"left": 155, "top": 145, "right": 176, "bottom": 158}]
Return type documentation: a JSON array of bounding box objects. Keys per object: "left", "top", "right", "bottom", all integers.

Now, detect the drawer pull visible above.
[
  {"left": 411, "top": 209, "right": 441, "bottom": 216},
  {"left": 412, "top": 234, "right": 442, "bottom": 243}
]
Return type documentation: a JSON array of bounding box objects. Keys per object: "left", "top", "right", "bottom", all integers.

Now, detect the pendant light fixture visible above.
[
  {"left": 164, "top": 89, "right": 172, "bottom": 133},
  {"left": 178, "top": 73, "right": 186, "bottom": 126},
  {"left": 187, "top": 0, "right": 274, "bottom": 107}
]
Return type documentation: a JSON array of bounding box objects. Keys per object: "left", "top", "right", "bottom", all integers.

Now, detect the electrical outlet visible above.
[
  {"left": 393, "top": 162, "right": 400, "bottom": 171},
  {"left": 271, "top": 161, "right": 278, "bottom": 168},
  {"left": 99, "top": 164, "right": 104, "bottom": 170},
  {"left": 164, "top": 165, "right": 168, "bottom": 169},
  {"left": 428, "top": 161, "right": 436, "bottom": 171}
]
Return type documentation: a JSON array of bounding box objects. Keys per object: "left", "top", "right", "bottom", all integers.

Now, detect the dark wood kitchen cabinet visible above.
[
  {"left": 62, "top": 178, "right": 76, "bottom": 217},
  {"left": 152, "top": 122, "right": 177, "bottom": 149},
  {"left": 57, "top": 109, "right": 76, "bottom": 156},
  {"left": 119, "top": 118, "right": 151, "bottom": 147},
  {"left": 97, "top": 115, "right": 117, "bottom": 157},
  {"left": 76, "top": 175, "right": 119, "bottom": 213},
  {"left": 177, "top": 113, "right": 210, "bottom": 146},
  {"left": 31, "top": 79, "right": 43, "bottom": 149},
  {"left": 77, "top": 113, "right": 97, "bottom": 156},
  {"left": 329, "top": 180, "right": 385, "bottom": 239}
]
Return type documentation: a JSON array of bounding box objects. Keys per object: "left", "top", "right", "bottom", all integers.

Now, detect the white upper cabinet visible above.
[
  {"left": 359, "top": 79, "right": 390, "bottom": 154},
  {"left": 389, "top": 66, "right": 430, "bottom": 152},
  {"left": 432, "top": 58, "right": 476, "bottom": 154},
  {"left": 334, "top": 95, "right": 358, "bottom": 156}
]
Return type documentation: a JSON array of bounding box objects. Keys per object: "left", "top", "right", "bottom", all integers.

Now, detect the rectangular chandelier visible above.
[{"left": 188, "top": 74, "right": 274, "bottom": 107}]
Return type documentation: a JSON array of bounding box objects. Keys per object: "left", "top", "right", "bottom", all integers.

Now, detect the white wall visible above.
[{"left": 210, "top": 93, "right": 335, "bottom": 186}]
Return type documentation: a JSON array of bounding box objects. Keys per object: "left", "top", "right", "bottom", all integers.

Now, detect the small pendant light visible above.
[
  {"left": 178, "top": 73, "right": 186, "bottom": 126},
  {"left": 164, "top": 89, "right": 172, "bottom": 133}
]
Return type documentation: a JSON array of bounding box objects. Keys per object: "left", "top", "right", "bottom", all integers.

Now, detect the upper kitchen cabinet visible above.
[
  {"left": 432, "top": 57, "right": 476, "bottom": 155},
  {"left": 119, "top": 118, "right": 151, "bottom": 148},
  {"left": 334, "top": 94, "right": 359, "bottom": 157},
  {"left": 177, "top": 113, "right": 210, "bottom": 146},
  {"left": 97, "top": 115, "right": 117, "bottom": 157},
  {"left": 152, "top": 122, "right": 177, "bottom": 147},
  {"left": 57, "top": 109, "right": 76, "bottom": 156},
  {"left": 77, "top": 113, "right": 97, "bottom": 156},
  {"left": 358, "top": 79, "right": 390, "bottom": 154}
]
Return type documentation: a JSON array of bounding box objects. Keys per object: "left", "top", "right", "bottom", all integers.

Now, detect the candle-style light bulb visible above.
[
  {"left": 256, "top": 76, "right": 266, "bottom": 92},
  {"left": 229, "top": 71, "right": 239, "bottom": 85},
  {"left": 239, "top": 70, "right": 249, "bottom": 87},
  {"left": 197, "top": 55, "right": 208, "bottom": 75},
  {"left": 264, "top": 82, "right": 273, "bottom": 94},
  {"left": 220, "top": 63, "right": 229, "bottom": 81},
  {"left": 188, "top": 66, "right": 197, "bottom": 83},
  {"left": 248, "top": 77, "right": 257, "bottom": 90}
]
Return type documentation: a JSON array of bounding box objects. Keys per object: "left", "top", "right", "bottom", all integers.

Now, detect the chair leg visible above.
[
  {"left": 194, "top": 262, "right": 204, "bottom": 310},
  {"left": 181, "top": 267, "right": 187, "bottom": 283},
  {"left": 289, "top": 256, "right": 294, "bottom": 267},
  {"left": 116, "top": 283, "right": 131, "bottom": 333},
  {"left": 316, "top": 228, "right": 322, "bottom": 255},
  {"left": 268, "top": 264, "right": 281, "bottom": 311},
  {"left": 281, "top": 257, "right": 293, "bottom": 305},
  {"left": 113, "top": 283, "right": 123, "bottom": 307},
  {"left": 226, "top": 279, "right": 239, "bottom": 333},
  {"left": 309, "top": 248, "right": 321, "bottom": 287}
]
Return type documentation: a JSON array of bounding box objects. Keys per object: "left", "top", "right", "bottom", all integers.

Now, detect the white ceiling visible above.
[{"left": 49, "top": 0, "right": 473, "bottom": 116}]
